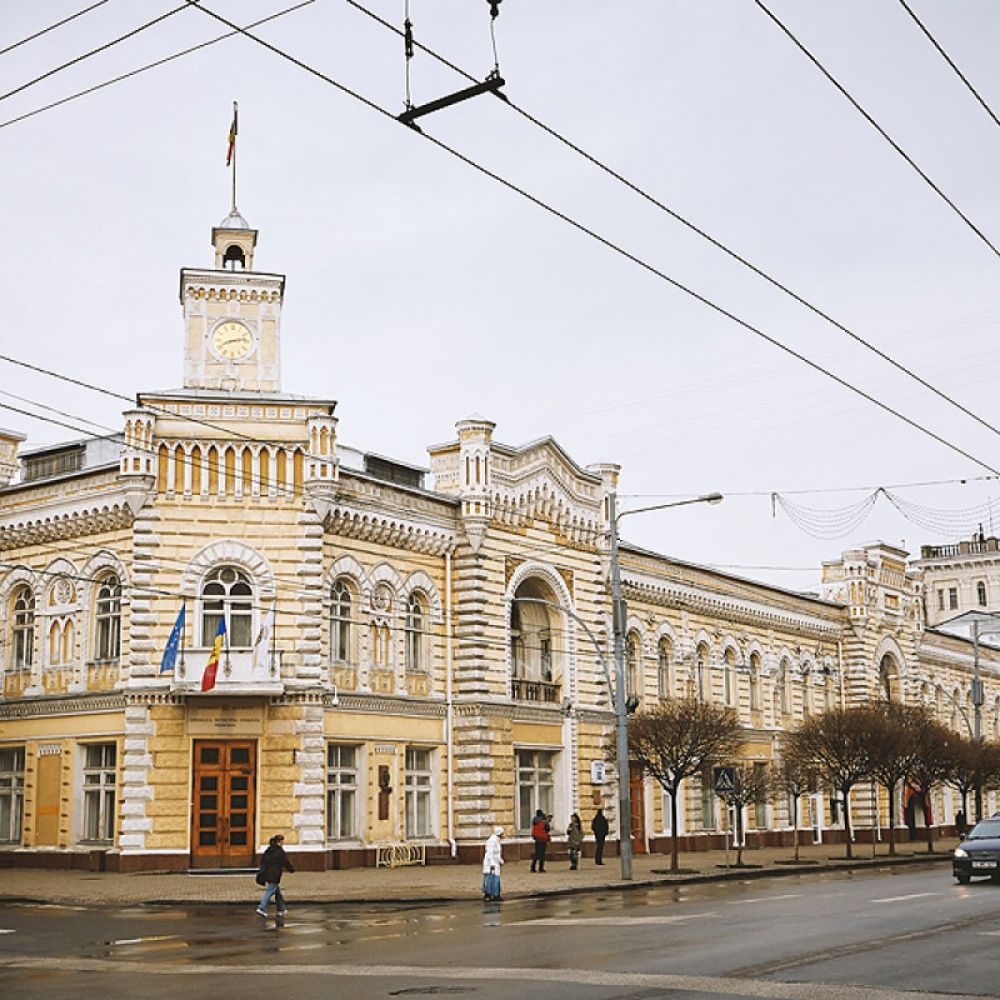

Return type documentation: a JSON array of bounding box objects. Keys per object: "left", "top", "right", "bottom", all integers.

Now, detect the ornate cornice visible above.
[
  {"left": 322, "top": 499, "right": 456, "bottom": 556},
  {"left": 332, "top": 693, "right": 447, "bottom": 717},
  {"left": 0, "top": 487, "right": 133, "bottom": 549},
  {"left": 623, "top": 574, "right": 843, "bottom": 638},
  {"left": 0, "top": 692, "right": 126, "bottom": 718}
]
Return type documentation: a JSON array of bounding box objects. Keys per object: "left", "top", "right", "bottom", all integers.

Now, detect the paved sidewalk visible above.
[{"left": 0, "top": 840, "right": 956, "bottom": 908}]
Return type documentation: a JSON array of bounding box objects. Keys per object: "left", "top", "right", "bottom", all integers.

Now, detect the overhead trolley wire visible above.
[
  {"left": 0, "top": 3, "right": 192, "bottom": 105},
  {"left": 0, "top": 0, "right": 113, "bottom": 59},
  {"left": 754, "top": 0, "right": 1000, "bottom": 263},
  {"left": 344, "top": 0, "right": 1000, "bottom": 446},
  {"left": 896, "top": 0, "right": 1000, "bottom": 133},
  {"left": 0, "top": 1, "right": 316, "bottom": 132},
  {"left": 179, "top": 1, "right": 1000, "bottom": 478}
]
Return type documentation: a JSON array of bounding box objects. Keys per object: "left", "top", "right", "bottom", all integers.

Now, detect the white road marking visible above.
[
  {"left": 728, "top": 893, "right": 801, "bottom": 905},
  {"left": 870, "top": 892, "right": 939, "bottom": 904},
  {"left": 510, "top": 911, "right": 717, "bottom": 926},
  {"left": 0, "top": 955, "right": 990, "bottom": 1000},
  {"left": 978, "top": 930, "right": 1000, "bottom": 936},
  {"left": 0, "top": 930, "right": 14, "bottom": 935}
]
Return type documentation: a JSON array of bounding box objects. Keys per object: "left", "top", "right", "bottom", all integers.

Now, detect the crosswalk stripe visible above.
[
  {"left": 870, "top": 892, "right": 939, "bottom": 904},
  {"left": 509, "top": 912, "right": 717, "bottom": 926}
]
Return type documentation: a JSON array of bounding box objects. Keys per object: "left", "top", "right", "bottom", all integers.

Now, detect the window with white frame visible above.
[
  {"left": 801, "top": 671, "right": 811, "bottom": 717},
  {"left": 82, "top": 743, "right": 117, "bottom": 842},
  {"left": 723, "top": 648, "right": 736, "bottom": 707},
  {"left": 0, "top": 747, "right": 25, "bottom": 843},
  {"left": 330, "top": 579, "right": 353, "bottom": 664},
  {"left": 404, "top": 747, "right": 433, "bottom": 838},
  {"left": 695, "top": 644, "right": 709, "bottom": 701},
  {"left": 657, "top": 637, "right": 672, "bottom": 701},
  {"left": 95, "top": 575, "right": 122, "bottom": 661},
  {"left": 753, "top": 762, "right": 768, "bottom": 829},
  {"left": 978, "top": 581, "right": 989, "bottom": 607},
  {"left": 200, "top": 566, "right": 253, "bottom": 647},
  {"left": 516, "top": 749, "right": 554, "bottom": 834},
  {"left": 12, "top": 587, "right": 34, "bottom": 670},
  {"left": 626, "top": 632, "right": 640, "bottom": 698},
  {"left": 748, "top": 651, "right": 761, "bottom": 711},
  {"left": 405, "top": 593, "right": 426, "bottom": 673},
  {"left": 326, "top": 744, "right": 358, "bottom": 840},
  {"left": 700, "top": 767, "right": 716, "bottom": 830}
]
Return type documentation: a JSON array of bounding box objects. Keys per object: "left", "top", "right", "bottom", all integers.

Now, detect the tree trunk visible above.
[
  {"left": 886, "top": 780, "right": 896, "bottom": 857},
  {"left": 792, "top": 793, "right": 800, "bottom": 862},
  {"left": 924, "top": 790, "right": 935, "bottom": 853},
  {"left": 735, "top": 803, "right": 744, "bottom": 866},
  {"left": 670, "top": 788, "right": 680, "bottom": 873},
  {"left": 842, "top": 789, "right": 853, "bottom": 859},
  {"left": 974, "top": 785, "right": 983, "bottom": 824}
]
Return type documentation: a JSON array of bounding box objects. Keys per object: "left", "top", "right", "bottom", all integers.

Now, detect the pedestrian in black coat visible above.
[
  {"left": 591, "top": 808, "right": 609, "bottom": 865},
  {"left": 256, "top": 833, "right": 294, "bottom": 918}
]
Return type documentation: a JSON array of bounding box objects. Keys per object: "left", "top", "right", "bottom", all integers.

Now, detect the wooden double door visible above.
[{"left": 191, "top": 740, "right": 256, "bottom": 868}]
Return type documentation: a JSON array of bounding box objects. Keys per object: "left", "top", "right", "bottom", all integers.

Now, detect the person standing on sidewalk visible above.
[
  {"left": 482, "top": 826, "right": 504, "bottom": 900},
  {"left": 591, "top": 807, "right": 609, "bottom": 865},
  {"left": 566, "top": 813, "right": 583, "bottom": 870},
  {"left": 530, "top": 809, "right": 551, "bottom": 872},
  {"left": 256, "top": 833, "right": 294, "bottom": 918}
]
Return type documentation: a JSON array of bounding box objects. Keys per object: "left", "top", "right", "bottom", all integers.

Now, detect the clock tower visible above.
[{"left": 180, "top": 209, "right": 285, "bottom": 392}]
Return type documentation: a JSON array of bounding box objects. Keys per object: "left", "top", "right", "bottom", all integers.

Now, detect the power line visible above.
[
  {"left": 896, "top": 0, "right": 1000, "bottom": 132},
  {"left": 345, "top": 0, "right": 1000, "bottom": 445},
  {"left": 0, "top": 1, "right": 316, "bottom": 132},
  {"left": 754, "top": 0, "right": 1000, "bottom": 262},
  {"left": 0, "top": 0, "right": 113, "bottom": 58},
  {"left": 183, "top": 0, "right": 1000, "bottom": 478},
  {"left": 0, "top": 4, "right": 191, "bottom": 105}
]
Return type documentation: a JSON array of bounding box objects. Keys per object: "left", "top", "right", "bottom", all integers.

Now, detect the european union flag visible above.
[{"left": 160, "top": 606, "right": 186, "bottom": 674}]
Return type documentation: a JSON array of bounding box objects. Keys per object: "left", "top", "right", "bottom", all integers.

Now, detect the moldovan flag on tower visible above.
[
  {"left": 159, "top": 605, "right": 186, "bottom": 674},
  {"left": 201, "top": 618, "right": 226, "bottom": 692},
  {"left": 226, "top": 102, "right": 238, "bottom": 166},
  {"left": 253, "top": 604, "right": 275, "bottom": 672}
]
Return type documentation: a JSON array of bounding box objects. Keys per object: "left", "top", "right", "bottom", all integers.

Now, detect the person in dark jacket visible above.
[
  {"left": 256, "top": 833, "right": 294, "bottom": 918},
  {"left": 591, "top": 807, "right": 609, "bottom": 865},
  {"left": 566, "top": 813, "right": 583, "bottom": 870},
  {"left": 530, "top": 809, "right": 551, "bottom": 873}
]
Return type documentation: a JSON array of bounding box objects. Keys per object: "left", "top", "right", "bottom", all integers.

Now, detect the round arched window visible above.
[{"left": 201, "top": 566, "right": 253, "bottom": 647}]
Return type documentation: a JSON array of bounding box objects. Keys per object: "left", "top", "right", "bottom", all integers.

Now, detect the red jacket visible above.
[{"left": 531, "top": 818, "right": 551, "bottom": 842}]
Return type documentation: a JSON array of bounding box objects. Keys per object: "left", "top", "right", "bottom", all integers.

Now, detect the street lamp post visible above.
[{"left": 608, "top": 490, "right": 723, "bottom": 881}]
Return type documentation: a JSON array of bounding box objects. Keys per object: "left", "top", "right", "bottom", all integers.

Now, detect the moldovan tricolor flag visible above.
[
  {"left": 226, "top": 102, "right": 238, "bottom": 166},
  {"left": 159, "top": 605, "right": 186, "bottom": 674},
  {"left": 252, "top": 604, "right": 275, "bottom": 673},
  {"left": 201, "top": 618, "right": 226, "bottom": 692}
]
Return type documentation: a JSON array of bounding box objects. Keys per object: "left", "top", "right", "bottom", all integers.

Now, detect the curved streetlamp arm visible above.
[{"left": 935, "top": 684, "right": 974, "bottom": 739}]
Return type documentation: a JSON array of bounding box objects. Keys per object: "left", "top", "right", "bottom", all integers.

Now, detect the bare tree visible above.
[
  {"left": 773, "top": 756, "right": 816, "bottom": 863},
  {"left": 907, "top": 712, "right": 960, "bottom": 853},
  {"left": 857, "top": 702, "right": 917, "bottom": 857},
  {"left": 624, "top": 698, "right": 743, "bottom": 872},
  {"left": 717, "top": 762, "right": 772, "bottom": 866},
  {"left": 949, "top": 736, "right": 1000, "bottom": 825},
  {"left": 784, "top": 707, "right": 871, "bottom": 859}
]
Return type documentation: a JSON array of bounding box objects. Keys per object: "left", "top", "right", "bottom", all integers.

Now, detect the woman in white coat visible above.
[{"left": 482, "top": 826, "right": 504, "bottom": 900}]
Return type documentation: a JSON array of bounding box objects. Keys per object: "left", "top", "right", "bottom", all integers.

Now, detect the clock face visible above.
[{"left": 211, "top": 320, "right": 254, "bottom": 361}]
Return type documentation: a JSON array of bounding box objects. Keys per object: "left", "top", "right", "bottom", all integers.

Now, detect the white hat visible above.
[{"left": 494, "top": 826, "right": 504, "bottom": 836}]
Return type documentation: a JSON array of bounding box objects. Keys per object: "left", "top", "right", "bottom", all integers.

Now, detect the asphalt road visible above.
[{"left": 0, "top": 863, "right": 996, "bottom": 999}]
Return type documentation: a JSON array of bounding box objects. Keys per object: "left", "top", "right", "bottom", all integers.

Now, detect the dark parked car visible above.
[{"left": 953, "top": 817, "right": 1000, "bottom": 884}]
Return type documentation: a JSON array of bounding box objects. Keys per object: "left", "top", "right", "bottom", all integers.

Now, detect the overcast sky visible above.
[{"left": 4, "top": 1, "right": 1000, "bottom": 591}]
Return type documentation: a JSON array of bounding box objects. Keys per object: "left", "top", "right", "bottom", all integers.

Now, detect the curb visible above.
[{"left": 0, "top": 854, "right": 952, "bottom": 910}]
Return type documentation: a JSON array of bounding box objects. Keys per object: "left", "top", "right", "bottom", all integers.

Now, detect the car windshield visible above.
[{"left": 968, "top": 820, "right": 1000, "bottom": 839}]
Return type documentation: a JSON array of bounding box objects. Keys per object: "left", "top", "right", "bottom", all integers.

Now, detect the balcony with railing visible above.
[{"left": 511, "top": 676, "right": 561, "bottom": 703}]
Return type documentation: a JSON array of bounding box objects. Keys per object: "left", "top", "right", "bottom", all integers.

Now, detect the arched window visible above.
[
  {"left": 748, "top": 651, "right": 761, "bottom": 712},
  {"left": 879, "top": 654, "right": 901, "bottom": 702},
  {"left": 978, "top": 581, "right": 988, "bottom": 607},
  {"left": 330, "top": 579, "right": 353, "bottom": 664},
  {"left": 775, "top": 661, "right": 788, "bottom": 721},
  {"left": 723, "top": 647, "right": 736, "bottom": 707},
  {"left": 626, "top": 632, "right": 640, "bottom": 698},
  {"left": 200, "top": 566, "right": 253, "bottom": 647},
  {"left": 12, "top": 587, "right": 34, "bottom": 670},
  {"left": 508, "top": 578, "right": 563, "bottom": 702},
  {"left": 801, "top": 669, "right": 811, "bottom": 717},
  {"left": 695, "top": 643, "right": 709, "bottom": 701},
  {"left": 95, "top": 575, "right": 122, "bottom": 662},
  {"left": 657, "top": 637, "right": 672, "bottom": 701},
  {"left": 405, "top": 593, "right": 426, "bottom": 673}
]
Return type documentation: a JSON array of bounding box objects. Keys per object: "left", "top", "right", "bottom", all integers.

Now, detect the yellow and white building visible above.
[{"left": 0, "top": 209, "right": 997, "bottom": 871}]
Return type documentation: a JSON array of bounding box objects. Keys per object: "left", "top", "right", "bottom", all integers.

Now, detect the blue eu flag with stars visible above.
[{"left": 160, "top": 606, "right": 186, "bottom": 674}]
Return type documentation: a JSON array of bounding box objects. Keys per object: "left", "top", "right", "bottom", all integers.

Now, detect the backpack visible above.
[
  {"left": 531, "top": 818, "right": 549, "bottom": 841},
  {"left": 254, "top": 864, "right": 267, "bottom": 886}
]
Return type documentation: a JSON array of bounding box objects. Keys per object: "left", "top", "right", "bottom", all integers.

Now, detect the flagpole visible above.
[
  {"left": 179, "top": 600, "right": 187, "bottom": 678},
  {"left": 231, "top": 100, "right": 238, "bottom": 212},
  {"left": 270, "top": 600, "right": 277, "bottom": 678},
  {"left": 224, "top": 609, "right": 232, "bottom": 677}
]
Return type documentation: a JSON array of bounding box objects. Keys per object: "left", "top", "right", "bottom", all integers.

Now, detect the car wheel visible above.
[{"left": 957, "top": 872, "right": 971, "bottom": 885}]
